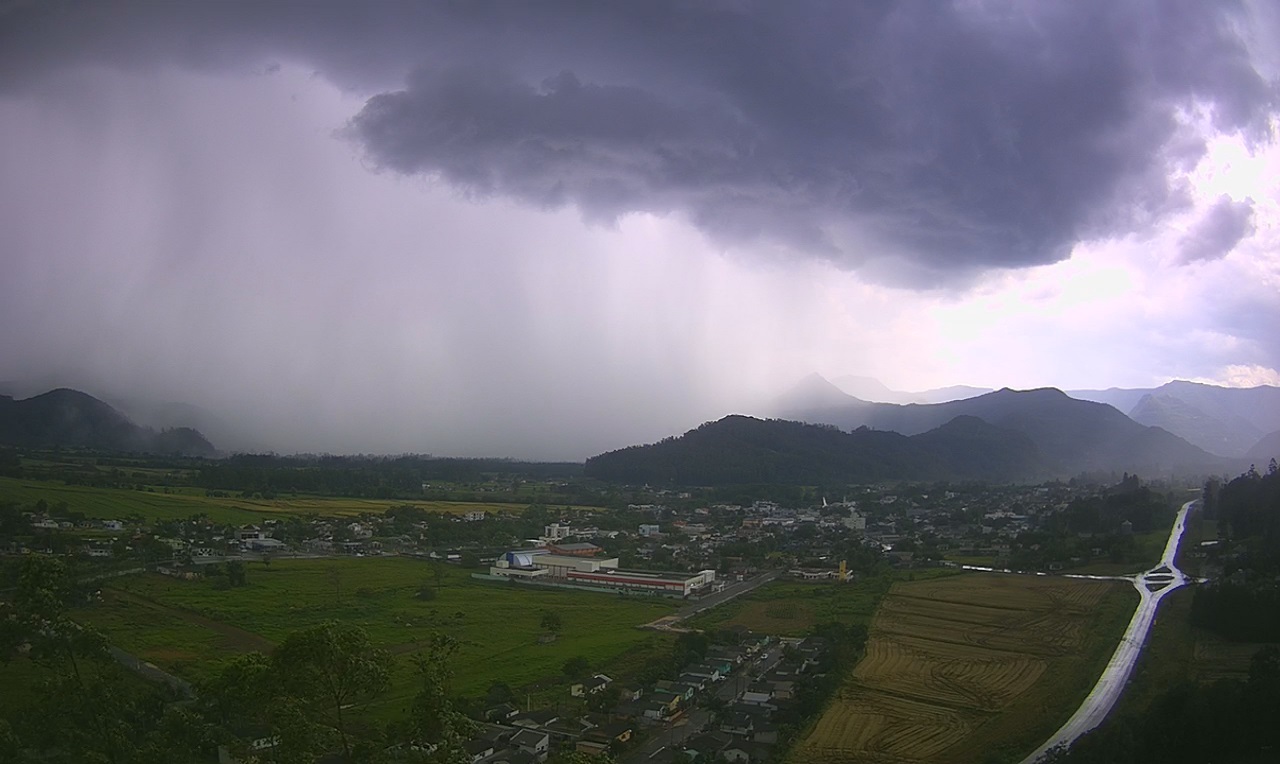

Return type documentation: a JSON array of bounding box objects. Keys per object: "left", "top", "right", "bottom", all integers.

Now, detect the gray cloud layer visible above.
[
  {"left": 3, "top": 1, "right": 1276, "bottom": 284},
  {"left": 1177, "top": 195, "right": 1257, "bottom": 263}
]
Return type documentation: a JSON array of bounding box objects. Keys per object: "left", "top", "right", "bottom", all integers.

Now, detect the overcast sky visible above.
[{"left": 1, "top": 1, "right": 1278, "bottom": 459}]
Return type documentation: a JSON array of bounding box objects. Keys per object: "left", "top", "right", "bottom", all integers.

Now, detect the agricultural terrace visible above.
[
  {"left": 75, "top": 556, "right": 677, "bottom": 720},
  {"left": 0, "top": 476, "right": 585, "bottom": 525},
  {"left": 791, "top": 572, "right": 1135, "bottom": 764}
]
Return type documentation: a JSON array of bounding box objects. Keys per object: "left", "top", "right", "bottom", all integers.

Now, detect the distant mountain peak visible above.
[{"left": 777, "top": 372, "right": 864, "bottom": 410}]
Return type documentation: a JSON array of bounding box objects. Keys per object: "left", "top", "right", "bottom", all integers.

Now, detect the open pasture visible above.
[
  {"left": 76, "top": 556, "right": 677, "bottom": 718},
  {"left": 791, "top": 572, "right": 1135, "bottom": 764},
  {"left": 0, "top": 476, "right": 549, "bottom": 524}
]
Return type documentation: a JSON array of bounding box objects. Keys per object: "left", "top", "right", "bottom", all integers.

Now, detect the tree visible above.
[
  {"left": 1, "top": 557, "right": 183, "bottom": 764},
  {"left": 272, "top": 621, "right": 391, "bottom": 762},
  {"left": 224, "top": 560, "right": 248, "bottom": 587},
  {"left": 540, "top": 610, "right": 563, "bottom": 635},
  {"left": 562, "top": 655, "right": 590, "bottom": 678},
  {"left": 405, "top": 633, "right": 475, "bottom": 763}
]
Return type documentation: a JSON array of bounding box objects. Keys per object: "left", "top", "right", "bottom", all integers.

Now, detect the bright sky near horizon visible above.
[{"left": 1, "top": 1, "right": 1277, "bottom": 459}]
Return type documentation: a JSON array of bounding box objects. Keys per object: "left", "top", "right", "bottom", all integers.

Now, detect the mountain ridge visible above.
[
  {"left": 584, "top": 414, "right": 1046, "bottom": 485},
  {"left": 0, "top": 388, "right": 216, "bottom": 456},
  {"left": 771, "top": 379, "right": 1223, "bottom": 475}
]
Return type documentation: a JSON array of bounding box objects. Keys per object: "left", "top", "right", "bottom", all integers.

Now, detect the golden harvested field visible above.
[{"left": 792, "top": 572, "right": 1135, "bottom": 764}]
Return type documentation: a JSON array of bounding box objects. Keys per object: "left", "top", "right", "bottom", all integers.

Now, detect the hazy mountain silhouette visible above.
[
  {"left": 829, "top": 375, "right": 991, "bottom": 404},
  {"left": 1071, "top": 381, "right": 1280, "bottom": 458},
  {"left": 584, "top": 413, "right": 1044, "bottom": 485},
  {"left": 1247, "top": 430, "right": 1280, "bottom": 464},
  {"left": 775, "top": 378, "right": 1222, "bottom": 474},
  {"left": 0, "top": 388, "right": 216, "bottom": 456}
]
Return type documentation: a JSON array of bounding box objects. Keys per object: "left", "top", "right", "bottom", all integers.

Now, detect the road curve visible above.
[{"left": 1020, "top": 500, "right": 1196, "bottom": 764}]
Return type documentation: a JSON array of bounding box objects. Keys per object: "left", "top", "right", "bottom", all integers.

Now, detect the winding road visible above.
[{"left": 1019, "top": 499, "right": 1196, "bottom": 764}]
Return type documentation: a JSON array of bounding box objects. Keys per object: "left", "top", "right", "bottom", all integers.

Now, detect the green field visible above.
[
  {"left": 74, "top": 556, "right": 677, "bottom": 719},
  {"left": 0, "top": 476, "right": 569, "bottom": 524}
]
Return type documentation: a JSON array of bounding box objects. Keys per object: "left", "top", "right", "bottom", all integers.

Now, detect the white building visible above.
[{"left": 544, "top": 522, "right": 572, "bottom": 541}]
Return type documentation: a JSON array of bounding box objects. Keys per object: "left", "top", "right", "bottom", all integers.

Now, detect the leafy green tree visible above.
[
  {"left": 1, "top": 557, "right": 212, "bottom": 764},
  {"left": 405, "top": 634, "right": 474, "bottom": 763},
  {"left": 540, "top": 610, "right": 563, "bottom": 635},
  {"left": 272, "top": 622, "right": 391, "bottom": 762},
  {"left": 562, "top": 655, "right": 590, "bottom": 678},
  {"left": 224, "top": 560, "right": 248, "bottom": 587}
]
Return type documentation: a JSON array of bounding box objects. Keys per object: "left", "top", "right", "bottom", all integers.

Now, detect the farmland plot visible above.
[{"left": 792, "top": 572, "right": 1134, "bottom": 764}]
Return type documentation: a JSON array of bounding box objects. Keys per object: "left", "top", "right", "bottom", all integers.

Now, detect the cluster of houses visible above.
[
  {"left": 463, "top": 708, "right": 632, "bottom": 764},
  {"left": 451, "top": 629, "right": 827, "bottom": 764}
]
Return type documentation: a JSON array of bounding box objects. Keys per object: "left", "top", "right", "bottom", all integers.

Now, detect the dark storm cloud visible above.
[
  {"left": 4, "top": 0, "right": 1278, "bottom": 282},
  {"left": 1177, "top": 196, "right": 1257, "bottom": 263}
]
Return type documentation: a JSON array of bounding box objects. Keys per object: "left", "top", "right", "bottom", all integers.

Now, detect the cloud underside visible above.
[
  {"left": 341, "top": 2, "right": 1277, "bottom": 283},
  {"left": 1177, "top": 195, "right": 1256, "bottom": 262},
  {"left": 5, "top": 0, "right": 1279, "bottom": 284}
]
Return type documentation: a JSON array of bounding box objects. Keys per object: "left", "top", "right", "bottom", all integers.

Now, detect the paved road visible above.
[{"left": 1019, "top": 500, "right": 1196, "bottom": 764}]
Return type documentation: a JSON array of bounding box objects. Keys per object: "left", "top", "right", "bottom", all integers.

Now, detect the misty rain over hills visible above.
[{"left": 2, "top": 2, "right": 1280, "bottom": 764}]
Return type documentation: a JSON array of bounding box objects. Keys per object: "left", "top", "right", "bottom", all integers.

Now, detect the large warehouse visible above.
[{"left": 489, "top": 550, "right": 715, "bottom": 598}]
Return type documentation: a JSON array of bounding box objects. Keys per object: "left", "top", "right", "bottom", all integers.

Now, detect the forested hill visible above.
[
  {"left": 0, "top": 388, "right": 215, "bottom": 456},
  {"left": 583, "top": 414, "right": 1045, "bottom": 485}
]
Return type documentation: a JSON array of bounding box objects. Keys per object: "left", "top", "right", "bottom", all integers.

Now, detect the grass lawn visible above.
[{"left": 75, "top": 556, "right": 678, "bottom": 720}]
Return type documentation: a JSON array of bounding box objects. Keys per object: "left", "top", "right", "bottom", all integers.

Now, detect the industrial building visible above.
[{"left": 489, "top": 549, "right": 715, "bottom": 598}]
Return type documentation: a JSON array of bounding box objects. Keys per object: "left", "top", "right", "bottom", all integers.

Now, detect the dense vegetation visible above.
[
  {"left": 1191, "top": 462, "right": 1280, "bottom": 642},
  {"left": 1006, "top": 476, "right": 1176, "bottom": 570}
]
